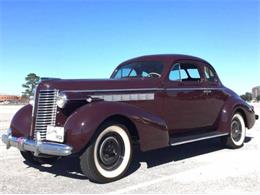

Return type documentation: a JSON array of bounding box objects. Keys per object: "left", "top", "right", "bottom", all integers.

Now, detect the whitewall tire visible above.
[
  {"left": 224, "top": 113, "right": 246, "bottom": 149},
  {"left": 80, "top": 123, "right": 132, "bottom": 183}
]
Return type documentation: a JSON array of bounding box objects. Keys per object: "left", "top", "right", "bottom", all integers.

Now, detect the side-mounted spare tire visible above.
[{"left": 80, "top": 122, "right": 132, "bottom": 183}]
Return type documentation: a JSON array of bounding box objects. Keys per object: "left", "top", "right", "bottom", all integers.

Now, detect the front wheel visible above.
[
  {"left": 223, "top": 113, "right": 246, "bottom": 149},
  {"left": 80, "top": 123, "right": 132, "bottom": 183}
]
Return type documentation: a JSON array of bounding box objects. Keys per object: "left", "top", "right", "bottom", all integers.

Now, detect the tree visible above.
[
  {"left": 240, "top": 94, "right": 247, "bottom": 101},
  {"left": 240, "top": 92, "right": 253, "bottom": 102},
  {"left": 22, "top": 73, "right": 40, "bottom": 98},
  {"left": 257, "top": 95, "right": 260, "bottom": 102},
  {"left": 245, "top": 92, "right": 253, "bottom": 102}
]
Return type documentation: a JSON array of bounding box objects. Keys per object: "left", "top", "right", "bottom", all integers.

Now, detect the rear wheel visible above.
[
  {"left": 80, "top": 123, "right": 132, "bottom": 183},
  {"left": 20, "top": 151, "right": 59, "bottom": 165},
  {"left": 223, "top": 113, "right": 246, "bottom": 149}
]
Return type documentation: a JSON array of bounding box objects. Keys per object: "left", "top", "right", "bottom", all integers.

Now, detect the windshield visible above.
[{"left": 111, "top": 61, "right": 164, "bottom": 79}]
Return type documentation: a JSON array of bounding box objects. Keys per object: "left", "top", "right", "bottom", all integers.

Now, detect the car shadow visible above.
[
  {"left": 23, "top": 136, "right": 253, "bottom": 181},
  {"left": 245, "top": 136, "right": 253, "bottom": 143}
]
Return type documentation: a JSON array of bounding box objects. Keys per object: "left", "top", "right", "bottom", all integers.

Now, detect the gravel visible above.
[{"left": 0, "top": 104, "right": 259, "bottom": 193}]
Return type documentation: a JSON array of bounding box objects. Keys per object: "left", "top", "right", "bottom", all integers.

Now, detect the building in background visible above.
[
  {"left": 252, "top": 86, "right": 260, "bottom": 100},
  {"left": 0, "top": 94, "right": 20, "bottom": 102}
]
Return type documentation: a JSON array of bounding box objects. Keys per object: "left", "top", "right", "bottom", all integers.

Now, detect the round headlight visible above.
[{"left": 56, "top": 93, "right": 67, "bottom": 108}]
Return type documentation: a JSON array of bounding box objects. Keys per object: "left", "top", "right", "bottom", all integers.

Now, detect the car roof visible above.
[{"left": 119, "top": 54, "right": 210, "bottom": 66}]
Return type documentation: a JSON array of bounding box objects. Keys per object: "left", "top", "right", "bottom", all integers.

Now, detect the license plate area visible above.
[{"left": 46, "top": 125, "right": 64, "bottom": 143}]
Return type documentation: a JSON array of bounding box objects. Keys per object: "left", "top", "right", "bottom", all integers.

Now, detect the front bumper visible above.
[{"left": 1, "top": 132, "right": 72, "bottom": 157}]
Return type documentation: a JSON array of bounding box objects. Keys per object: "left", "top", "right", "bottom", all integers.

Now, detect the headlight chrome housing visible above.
[
  {"left": 29, "top": 96, "right": 34, "bottom": 105},
  {"left": 56, "top": 92, "right": 67, "bottom": 108},
  {"left": 29, "top": 87, "right": 36, "bottom": 106}
]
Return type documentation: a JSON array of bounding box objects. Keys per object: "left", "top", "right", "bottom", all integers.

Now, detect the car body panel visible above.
[
  {"left": 7, "top": 54, "right": 257, "bottom": 155},
  {"left": 11, "top": 104, "right": 32, "bottom": 138},
  {"left": 64, "top": 101, "right": 168, "bottom": 152}
]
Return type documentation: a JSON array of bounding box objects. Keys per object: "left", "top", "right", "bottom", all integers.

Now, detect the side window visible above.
[
  {"left": 114, "top": 66, "right": 132, "bottom": 78},
  {"left": 187, "top": 68, "right": 200, "bottom": 79},
  {"left": 113, "top": 64, "right": 137, "bottom": 78},
  {"left": 169, "top": 64, "right": 181, "bottom": 81},
  {"left": 180, "top": 69, "right": 188, "bottom": 79},
  {"left": 204, "top": 66, "right": 216, "bottom": 82},
  {"left": 169, "top": 63, "right": 201, "bottom": 81},
  {"left": 181, "top": 64, "right": 201, "bottom": 81},
  {"left": 129, "top": 69, "right": 137, "bottom": 77}
]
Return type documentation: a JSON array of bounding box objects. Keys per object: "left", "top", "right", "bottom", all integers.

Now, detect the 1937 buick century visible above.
[{"left": 2, "top": 54, "right": 258, "bottom": 183}]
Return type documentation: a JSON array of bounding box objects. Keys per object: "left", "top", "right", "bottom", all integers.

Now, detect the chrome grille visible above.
[{"left": 34, "top": 90, "right": 58, "bottom": 140}]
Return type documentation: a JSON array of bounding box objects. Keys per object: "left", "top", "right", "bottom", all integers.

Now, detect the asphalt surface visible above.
[{"left": 0, "top": 104, "right": 259, "bottom": 193}]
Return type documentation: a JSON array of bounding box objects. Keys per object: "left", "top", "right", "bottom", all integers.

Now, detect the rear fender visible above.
[
  {"left": 217, "top": 97, "right": 255, "bottom": 132},
  {"left": 64, "top": 101, "right": 169, "bottom": 152}
]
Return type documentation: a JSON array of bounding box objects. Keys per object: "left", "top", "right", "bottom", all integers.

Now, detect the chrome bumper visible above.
[{"left": 1, "top": 133, "right": 72, "bottom": 157}]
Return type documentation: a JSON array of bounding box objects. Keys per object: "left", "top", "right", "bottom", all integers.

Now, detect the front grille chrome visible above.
[{"left": 34, "top": 90, "right": 58, "bottom": 140}]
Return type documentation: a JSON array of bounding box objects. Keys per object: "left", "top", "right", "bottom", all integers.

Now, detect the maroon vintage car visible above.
[{"left": 2, "top": 54, "right": 258, "bottom": 183}]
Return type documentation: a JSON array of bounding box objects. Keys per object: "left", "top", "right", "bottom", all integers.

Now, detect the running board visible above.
[{"left": 170, "top": 131, "right": 228, "bottom": 146}]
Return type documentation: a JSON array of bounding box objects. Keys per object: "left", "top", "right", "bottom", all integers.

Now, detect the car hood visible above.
[{"left": 37, "top": 78, "right": 162, "bottom": 97}]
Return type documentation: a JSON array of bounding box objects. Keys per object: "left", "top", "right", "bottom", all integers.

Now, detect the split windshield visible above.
[{"left": 111, "top": 61, "right": 164, "bottom": 79}]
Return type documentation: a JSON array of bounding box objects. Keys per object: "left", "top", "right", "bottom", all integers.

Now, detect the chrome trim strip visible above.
[
  {"left": 63, "top": 87, "right": 223, "bottom": 93},
  {"left": 63, "top": 88, "right": 162, "bottom": 93},
  {"left": 170, "top": 133, "right": 228, "bottom": 146},
  {"left": 92, "top": 93, "right": 154, "bottom": 101},
  {"left": 166, "top": 87, "right": 222, "bottom": 91}
]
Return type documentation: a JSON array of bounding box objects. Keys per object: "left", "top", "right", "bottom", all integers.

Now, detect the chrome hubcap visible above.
[
  {"left": 97, "top": 133, "right": 125, "bottom": 171},
  {"left": 231, "top": 118, "right": 242, "bottom": 142}
]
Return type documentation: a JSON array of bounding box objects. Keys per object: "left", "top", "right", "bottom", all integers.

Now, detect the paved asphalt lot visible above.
[{"left": 0, "top": 104, "right": 259, "bottom": 193}]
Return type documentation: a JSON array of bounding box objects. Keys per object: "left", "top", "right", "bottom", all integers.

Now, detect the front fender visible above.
[
  {"left": 10, "top": 104, "right": 32, "bottom": 138},
  {"left": 64, "top": 101, "right": 169, "bottom": 152}
]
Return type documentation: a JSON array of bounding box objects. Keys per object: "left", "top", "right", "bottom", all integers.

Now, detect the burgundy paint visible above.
[
  {"left": 9, "top": 54, "right": 257, "bottom": 153},
  {"left": 11, "top": 104, "right": 32, "bottom": 138}
]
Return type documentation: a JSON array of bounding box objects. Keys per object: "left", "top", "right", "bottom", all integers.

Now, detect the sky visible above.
[{"left": 0, "top": 0, "right": 259, "bottom": 95}]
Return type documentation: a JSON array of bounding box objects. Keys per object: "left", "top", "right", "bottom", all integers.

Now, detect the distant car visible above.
[
  {"left": 2, "top": 54, "right": 258, "bottom": 183},
  {"left": 0, "top": 100, "right": 10, "bottom": 105}
]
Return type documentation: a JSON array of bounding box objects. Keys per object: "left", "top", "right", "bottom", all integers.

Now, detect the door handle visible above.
[{"left": 203, "top": 89, "right": 212, "bottom": 94}]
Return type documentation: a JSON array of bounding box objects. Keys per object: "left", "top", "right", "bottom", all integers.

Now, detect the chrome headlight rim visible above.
[
  {"left": 56, "top": 92, "right": 67, "bottom": 108},
  {"left": 29, "top": 96, "right": 34, "bottom": 105},
  {"left": 29, "top": 87, "right": 37, "bottom": 106}
]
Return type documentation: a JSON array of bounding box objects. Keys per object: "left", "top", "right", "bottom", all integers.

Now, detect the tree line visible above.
[{"left": 240, "top": 92, "right": 260, "bottom": 102}]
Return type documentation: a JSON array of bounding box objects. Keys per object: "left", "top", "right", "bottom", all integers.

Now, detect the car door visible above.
[
  {"left": 163, "top": 60, "right": 209, "bottom": 135},
  {"left": 199, "top": 62, "right": 228, "bottom": 129}
]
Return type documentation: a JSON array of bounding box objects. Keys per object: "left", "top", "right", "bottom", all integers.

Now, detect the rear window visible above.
[{"left": 204, "top": 66, "right": 216, "bottom": 82}]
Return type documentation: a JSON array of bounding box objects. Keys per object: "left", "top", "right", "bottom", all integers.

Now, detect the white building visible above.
[{"left": 252, "top": 86, "right": 260, "bottom": 100}]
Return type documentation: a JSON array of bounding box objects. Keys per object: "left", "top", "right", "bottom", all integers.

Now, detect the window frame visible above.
[
  {"left": 168, "top": 62, "right": 203, "bottom": 82},
  {"left": 203, "top": 65, "right": 218, "bottom": 83},
  {"left": 168, "top": 63, "right": 182, "bottom": 81},
  {"left": 111, "top": 61, "right": 165, "bottom": 79}
]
